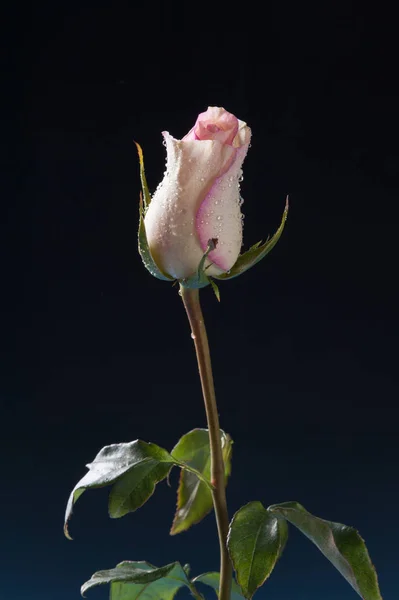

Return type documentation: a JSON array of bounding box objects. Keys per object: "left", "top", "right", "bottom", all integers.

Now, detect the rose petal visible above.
[
  {"left": 233, "top": 119, "right": 252, "bottom": 147},
  {"left": 183, "top": 106, "right": 239, "bottom": 145},
  {"left": 196, "top": 143, "right": 249, "bottom": 274},
  {"left": 144, "top": 109, "right": 252, "bottom": 281},
  {"left": 144, "top": 132, "right": 236, "bottom": 280}
]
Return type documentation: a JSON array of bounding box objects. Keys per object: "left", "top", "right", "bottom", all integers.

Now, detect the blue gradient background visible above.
[{"left": 2, "top": 1, "right": 398, "bottom": 599}]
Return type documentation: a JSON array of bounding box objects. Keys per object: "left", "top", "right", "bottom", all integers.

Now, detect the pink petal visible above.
[
  {"left": 196, "top": 144, "right": 249, "bottom": 274},
  {"left": 144, "top": 132, "right": 236, "bottom": 280},
  {"left": 183, "top": 107, "right": 239, "bottom": 145}
]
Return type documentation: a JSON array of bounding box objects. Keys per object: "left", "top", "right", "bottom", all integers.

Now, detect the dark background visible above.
[{"left": 2, "top": 1, "right": 398, "bottom": 599}]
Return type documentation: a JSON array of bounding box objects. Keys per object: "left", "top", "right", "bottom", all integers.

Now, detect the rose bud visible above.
[{"left": 137, "top": 107, "right": 288, "bottom": 290}]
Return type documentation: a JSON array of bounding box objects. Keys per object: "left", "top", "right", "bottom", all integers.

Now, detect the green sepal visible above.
[
  {"left": 214, "top": 196, "right": 289, "bottom": 280},
  {"left": 179, "top": 239, "right": 219, "bottom": 289},
  {"left": 268, "top": 501, "right": 383, "bottom": 600},
  {"left": 134, "top": 142, "right": 151, "bottom": 210},
  {"left": 209, "top": 278, "right": 221, "bottom": 302},
  {"left": 135, "top": 142, "right": 174, "bottom": 282},
  {"left": 81, "top": 560, "right": 192, "bottom": 599},
  {"left": 138, "top": 196, "right": 173, "bottom": 281}
]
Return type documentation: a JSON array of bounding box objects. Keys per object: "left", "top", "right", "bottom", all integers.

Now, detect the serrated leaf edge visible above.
[
  {"left": 64, "top": 440, "right": 213, "bottom": 540},
  {"left": 227, "top": 501, "right": 287, "bottom": 600},
  {"left": 268, "top": 502, "right": 382, "bottom": 600},
  {"left": 80, "top": 561, "right": 182, "bottom": 597},
  {"left": 170, "top": 430, "right": 231, "bottom": 535}
]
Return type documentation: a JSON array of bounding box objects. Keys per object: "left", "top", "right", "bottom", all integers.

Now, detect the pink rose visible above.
[{"left": 143, "top": 107, "right": 251, "bottom": 280}]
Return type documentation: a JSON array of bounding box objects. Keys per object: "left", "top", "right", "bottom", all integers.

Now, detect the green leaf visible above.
[
  {"left": 227, "top": 501, "right": 288, "bottom": 599},
  {"left": 214, "top": 196, "right": 288, "bottom": 280},
  {"left": 170, "top": 429, "right": 233, "bottom": 535},
  {"left": 81, "top": 560, "right": 191, "bottom": 599},
  {"left": 64, "top": 440, "right": 175, "bottom": 539},
  {"left": 64, "top": 439, "right": 213, "bottom": 539},
  {"left": 192, "top": 572, "right": 245, "bottom": 600},
  {"left": 268, "top": 501, "right": 383, "bottom": 600}
]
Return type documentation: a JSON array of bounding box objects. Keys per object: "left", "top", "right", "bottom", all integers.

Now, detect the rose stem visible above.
[{"left": 179, "top": 285, "right": 232, "bottom": 600}]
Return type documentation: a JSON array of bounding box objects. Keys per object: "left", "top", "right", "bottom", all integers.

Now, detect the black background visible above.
[{"left": 2, "top": 1, "right": 398, "bottom": 599}]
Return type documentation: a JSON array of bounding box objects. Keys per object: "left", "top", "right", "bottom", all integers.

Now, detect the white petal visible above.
[
  {"left": 196, "top": 144, "right": 249, "bottom": 275},
  {"left": 144, "top": 132, "right": 235, "bottom": 280}
]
